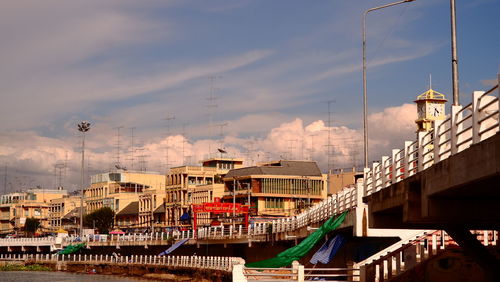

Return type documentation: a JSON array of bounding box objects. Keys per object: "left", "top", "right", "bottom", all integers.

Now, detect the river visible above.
[{"left": 0, "top": 271, "right": 152, "bottom": 281}]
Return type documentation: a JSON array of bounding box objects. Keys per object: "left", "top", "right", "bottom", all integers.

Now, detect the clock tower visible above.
[{"left": 415, "top": 88, "right": 447, "bottom": 132}]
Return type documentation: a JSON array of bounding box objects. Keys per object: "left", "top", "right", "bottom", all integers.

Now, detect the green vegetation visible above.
[
  {"left": 0, "top": 264, "right": 52, "bottom": 271},
  {"left": 24, "top": 217, "right": 41, "bottom": 237},
  {"left": 83, "top": 207, "right": 115, "bottom": 234}
]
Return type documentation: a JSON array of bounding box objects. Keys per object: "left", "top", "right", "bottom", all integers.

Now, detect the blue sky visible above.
[{"left": 0, "top": 0, "right": 498, "bottom": 191}]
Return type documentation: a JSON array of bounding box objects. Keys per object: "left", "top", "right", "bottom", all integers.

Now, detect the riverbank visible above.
[
  {"left": 0, "top": 263, "right": 51, "bottom": 271},
  {"left": 0, "top": 259, "right": 230, "bottom": 281}
]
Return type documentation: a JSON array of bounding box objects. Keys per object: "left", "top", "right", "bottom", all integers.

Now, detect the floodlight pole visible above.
[
  {"left": 362, "top": 0, "right": 415, "bottom": 168},
  {"left": 450, "top": 0, "right": 460, "bottom": 105},
  {"left": 78, "top": 121, "right": 91, "bottom": 237}
]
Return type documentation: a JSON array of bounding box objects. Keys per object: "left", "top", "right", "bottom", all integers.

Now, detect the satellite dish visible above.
[{"left": 217, "top": 148, "right": 227, "bottom": 154}]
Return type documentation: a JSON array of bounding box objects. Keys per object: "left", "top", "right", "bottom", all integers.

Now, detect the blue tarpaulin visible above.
[
  {"left": 159, "top": 238, "right": 189, "bottom": 255},
  {"left": 310, "top": 234, "right": 345, "bottom": 265}
]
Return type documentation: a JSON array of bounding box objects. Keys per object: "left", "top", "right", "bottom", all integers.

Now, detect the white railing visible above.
[
  {"left": 233, "top": 260, "right": 360, "bottom": 282},
  {"left": 356, "top": 230, "right": 498, "bottom": 281},
  {"left": 365, "top": 80, "right": 500, "bottom": 196},
  {"left": 0, "top": 237, "right": 56, "bottom": 247},
  {"left": 249, "top": 184, "right": 359, "bottom": 237},
  {"left": 0, "top": 252, "right": 241, "bottom": 272}
]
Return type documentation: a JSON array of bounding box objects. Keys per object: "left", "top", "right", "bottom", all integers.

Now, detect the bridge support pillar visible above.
[{"left": 445, "top": 227, "right": 500, "bottom": 281}]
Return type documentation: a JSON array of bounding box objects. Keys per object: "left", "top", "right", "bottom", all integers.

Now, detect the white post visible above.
[
  {"left": 381, "top": 156, "right": 389, "bottom": 189},
  {"left": 417, "top": 131, "right": 426, "bottom": 172},
  {"left": 450, "top": 105, "right": 463, "bottom": 154},
  {"left": 391, "top": 149, "right": 399, "bottom": 183},
  {"left": 472, "top": 91, "right": 485, "bottom": 144},
  {"left": 403, "top": 141, "right": 412, "bottom": 178},
  {"left": 433, "top": 119, "right": 444, "bottom": 163}
]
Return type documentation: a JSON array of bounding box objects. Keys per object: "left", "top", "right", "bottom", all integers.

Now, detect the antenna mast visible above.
[
  {"left": 164, "top": 114, "right": 175, "bottom": 173},
  {"left": 206, "top": 75, "right": 222, "bottom": 157},
  {"left": 114, "top": 126, "right": 124, "bottom": 168}
]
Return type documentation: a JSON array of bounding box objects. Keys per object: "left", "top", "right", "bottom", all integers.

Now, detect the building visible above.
[
  {"left": 115, "top": 201, "right": 139, "bottom": 231},
  {"left": 48, "top": 195, "right": 82, "bottom": 232},
  {"left": 138, "top": 175, "right": 166, "bottom": 230},
  {"left": 222, "top": 160, "right": 328, "bottom": 217},
  {"left": 0, "top": 188, "right": 68, "bottom": 234},
  {"left": 328, "top": 168, "right": 363, "bottom": 195},
  {"left": 84, "top": 170, "right": 165, "bottom": 217},
  {"left": 415, "top": 88, "right": 447, "bottom": 132},
  {"left": 165, "top": 158, "right": 244, "bottom": 227}
]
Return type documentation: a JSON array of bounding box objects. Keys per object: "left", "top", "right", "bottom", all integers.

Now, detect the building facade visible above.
[
  {"left": 222, "top": 160, "right": 328, "bottom": 217},
  {"left": 48, "top": 195, "right": 83, "bottom": 232},
  {"left": 0, "top": 189, "right": 68, "bottom": 234},
  {"left": 84, "top": 171, "right": 164, "bottom": 217},
  {"left": 165, "top": 158, "right": 244, "bottom": 227}
]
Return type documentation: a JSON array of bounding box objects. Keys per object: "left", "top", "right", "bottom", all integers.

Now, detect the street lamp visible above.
[
  {"left": 78, "top": 121, "right": 91, "bottom": 237},
  {"left": 362, "top": 0, "right": 415, "bottom": 168}
]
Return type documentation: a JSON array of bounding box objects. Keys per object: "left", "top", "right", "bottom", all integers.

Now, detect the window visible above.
[{"left": 265, "top": 198, "right": 284, "bottom": 209}]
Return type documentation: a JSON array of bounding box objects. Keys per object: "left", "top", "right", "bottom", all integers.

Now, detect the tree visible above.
[
  {"left": 24, "top": 217, "right": 40, "bottom": 237},
  {"left": 83, "top": 207, "right": 115, "bottom": 234}
]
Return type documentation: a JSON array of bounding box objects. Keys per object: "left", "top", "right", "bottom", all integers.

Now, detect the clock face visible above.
[
  {"left": 427, "top": 103, "right": 444, "bottom": 117},
  {"left": 417, "top": 104, "right": 424, "bottom": 118}
]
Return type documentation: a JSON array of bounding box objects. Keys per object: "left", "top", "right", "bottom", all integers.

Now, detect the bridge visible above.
[{"left": 0, "top": 79, "right": 498, "bottom": 281}]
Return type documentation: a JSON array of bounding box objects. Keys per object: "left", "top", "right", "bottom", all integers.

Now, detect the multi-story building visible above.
[
  {"left": 328, "top": 168, "right": 363, "bottom": 195},
  {"left": 138, "top": 176, "right": 166, "bottom": 230},
  {"left": 115, "top": 201, "right": 139, "bottom": 231},
  {"left": 165, "top": 158, "right": 244, "bottom": 227},
  {"left": 222, "top": 160, "right": 328, "bottom": 217},
  {"left": 85, "top": 170, "right": 164, "bottom": 217},
  {"left": 48, "top": 195, "right": 82, "bottom": 232},
  {"left": 0, "top": 188, "right": 68, "bottom": 234}
]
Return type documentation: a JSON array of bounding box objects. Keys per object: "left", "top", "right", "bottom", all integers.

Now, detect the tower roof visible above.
[{"left": 415, "top": 88, "right": 447, "bottom": 102}]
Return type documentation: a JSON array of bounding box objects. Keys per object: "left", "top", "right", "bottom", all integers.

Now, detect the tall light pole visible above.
[
  {"left": 78, "top": 121, "right": 91, "bottom": 237},
  {"left": 362, "top": 0, "right": 415, "bottom": 168},
  {"left": 450, "top": 0, "right": 459, "bottom": 105}
]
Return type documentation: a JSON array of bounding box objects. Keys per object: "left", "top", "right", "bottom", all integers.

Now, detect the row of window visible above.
[{"left": 261, "top": 178, "right": 323, "bottom": 195}]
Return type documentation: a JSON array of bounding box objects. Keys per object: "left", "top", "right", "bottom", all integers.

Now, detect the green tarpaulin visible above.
[
  {"left": 245, "top": 212, "right": 347, "bottom": 268},
  {"left": 58, "top": 243, "right": 86, "bottom": 254}
]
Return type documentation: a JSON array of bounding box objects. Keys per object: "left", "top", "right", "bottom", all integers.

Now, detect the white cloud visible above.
[{"left": 0, "top": 103, "right": 418, "bottom": 193}]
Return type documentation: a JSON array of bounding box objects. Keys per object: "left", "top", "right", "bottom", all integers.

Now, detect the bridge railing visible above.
[
  {"left": 234, "top": 260, "right": 360, "bottom": 282},
  {"left": 365, "top": 78, "right": 500, "bottom": 196},
  {"left": 0, "top": 253, "right": 241, "bottom": 272},
  {"left": 248, "top": 185, "right": 358, "bottom": 237},
  {"left": 0, "top": 237, "right": 56, "bottom": 247},
  {"left": 356, "top": 230, "right": 498, "bottom": 281}
]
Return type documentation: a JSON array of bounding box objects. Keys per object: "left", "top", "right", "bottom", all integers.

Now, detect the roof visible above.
[
  {"left": 116, "top": 201, "right": 139, "bottom": 216},
  {"left": 153, "top": 204, "right": 165, "bottom": 214},
  {"left": 62, "top": 207, "right": 82, "bottom": 219},
  {"left": 224, "top": 160, "right": 322, "bottom": 179}
]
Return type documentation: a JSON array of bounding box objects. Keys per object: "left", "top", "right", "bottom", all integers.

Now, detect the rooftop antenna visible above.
[
  {"left": 64, "top": 151, "right": 68, "bottom": 188},
  {"left": 164, "top": 114, "right": 175, "bottom": 173},
  {"left": 127, "top": 127, "right": 136, "bottom": 170},
  {"left": 4, "top": 164, "right": 7, "bottom": 195},
  {"left": 323, "top": 100, "right": 336, "bottom": 174},
  {"left": 181, "top": 123, "right": 189, "bottom": 165},
  {"left": 114, "top": 126, "right": 124, "bottom": 168},
  {"left": 136, "top": 148, "right": 148, "bottom": 172},
  {"left": 309, "top": 134, "right": 317, "bottom": 161},
  {"left": 216, "top": 122, "right": 228, "bottom": 153},
  {"left": 54, "top": 163, "right": 65, "bottom": 189},
  {"left": 206, "top": 75, "right": 222, "bottom": 156},
  {"left": 286, "top": 139, "right": 298, "bottom": 160}
]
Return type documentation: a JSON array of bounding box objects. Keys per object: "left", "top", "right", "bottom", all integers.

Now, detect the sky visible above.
[{"left": 0, "top": 0, "right": 499, "bottom": 192}]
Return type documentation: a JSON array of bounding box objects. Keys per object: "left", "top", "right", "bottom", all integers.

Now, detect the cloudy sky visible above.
[{"left": 0, "top": 0, "right": 498, "bottom": 192}]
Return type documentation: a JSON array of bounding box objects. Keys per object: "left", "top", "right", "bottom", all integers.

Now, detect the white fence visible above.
[
  {"left": 233, "top": 260, "right": 360, "bottom": 281},
  {"left": 364, "top": 80, "right": 500, "bottom": 196},
  {"left": 0, "top": 252, "right": 241, "bottom": 272},
  {"left": 355, "top": 230, "right": 498, "bottom": 281},
  {"left": 0, "top": 237, "right": 56, "bottom": 247}
]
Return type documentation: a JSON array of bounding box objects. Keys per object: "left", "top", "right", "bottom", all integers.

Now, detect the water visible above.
[{"left": 0, "top": 271, "right": 151, "bottom": 282}]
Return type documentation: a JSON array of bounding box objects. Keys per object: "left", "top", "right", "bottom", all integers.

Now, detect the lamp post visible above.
[
  {"left": 362, "top": 0, "right": 415, "bottom": 168},
  {"left": 78, "top": 121, "right": 91, "bottom": 237}
]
